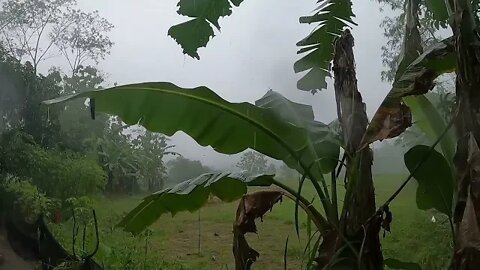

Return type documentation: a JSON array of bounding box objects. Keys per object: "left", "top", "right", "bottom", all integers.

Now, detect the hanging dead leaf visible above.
[
  {"left": 457, "top": 192, "right": 480, "bottom": 251},
  {"left": 359, "top": 37, "right": 455, "bottom": 150},
  {"left": 454, "top": 134, "right": 480, "bottom": 268},
  {"left": 232, "top": 191, "right": 283, "bottom": 270}
]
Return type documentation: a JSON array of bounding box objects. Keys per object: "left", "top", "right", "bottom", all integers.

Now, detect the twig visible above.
[{"left": 86, "top": 209, "right": 99, "bottom": 259}]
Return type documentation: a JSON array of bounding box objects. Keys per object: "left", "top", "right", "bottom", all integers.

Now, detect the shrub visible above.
[
  {"left": 0, "top": 176, "right": 55, "bottom": 223},
  {"left": 0, "top": 130, "right": 107, "bottom": 200}
]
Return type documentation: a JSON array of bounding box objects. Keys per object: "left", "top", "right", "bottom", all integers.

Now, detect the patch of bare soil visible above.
[{"left": 0, "top": 229, "right": 38, "bottom": 270}]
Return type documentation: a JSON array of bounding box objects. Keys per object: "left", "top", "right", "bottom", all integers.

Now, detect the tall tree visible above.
[
  {"left": 132, "top": 129, "right": 177, "bottom": 191},
  {"left": 236, "top": 151, "right": 268, "bottom": 175},
  {"left": 376, "top": 0, "right": 449, "bottom": 81},
  {"left": 53, "top": 10, "right": 113, "bottom": 75},
  {"left": 57, "top": 65, "right": 109, "bottom": 152},
  {"left": 0, "top": 0, "right": 113, "bottom": 74}
]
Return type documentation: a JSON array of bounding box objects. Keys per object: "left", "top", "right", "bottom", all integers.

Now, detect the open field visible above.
[{"left": 50, "top": 174, "right": 451, "bottom": 269}]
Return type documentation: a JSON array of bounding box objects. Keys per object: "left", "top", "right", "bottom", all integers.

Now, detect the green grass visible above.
[{"left": 49, "top": 174, "right": 452, "bottom": 269}]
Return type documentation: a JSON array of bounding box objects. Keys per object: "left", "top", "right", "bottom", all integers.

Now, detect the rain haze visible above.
[
  {"left": 39, "top": 0, "right": 393, "bottom": 170},
  {"left": 1, "top": 0, "right": 463, "bottom": 268}
]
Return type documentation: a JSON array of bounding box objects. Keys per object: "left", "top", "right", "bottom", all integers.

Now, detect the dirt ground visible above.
[{"left": 0, "top": 229, "right": 37, "bottom": 270}]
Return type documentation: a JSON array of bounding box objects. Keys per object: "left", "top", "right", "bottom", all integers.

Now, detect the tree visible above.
[
  {"left": 167, "top": 156, "right": 211, "bottom": 186},
  {"left": 53, "top": 10, "right": 113, "bottom": 75},
  {"left": 236, "top": 151, "right": 268, "bottom": 175},
  {"left": 0, "top": 0, "right": 113, "bottom": 74},
  {"left": 266, "top": 163, "right": 276, "bottom": 175},
  {"left": 0, "top": 0, "right": 75, "bottom": 72},
  {"left": 376, "top": 0, "right": 448, "bottom": 82},
  {"left": 132, "top": 129, "right": 177, "bottom": 191},
  {"left": 57, "top": 65, "right": 109, "bottom": 152},
  {"left": 0, "top": 0, "right": 113, "bottom": 147},
  {"left": 94, "top": 119, "right": 141, "bottom": 194},
  {"left": 0, "top": 51, "right": 64, "bottom": 145}
]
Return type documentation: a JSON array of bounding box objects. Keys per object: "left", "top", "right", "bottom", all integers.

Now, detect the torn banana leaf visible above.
[{"left": 360, "top": 37, "right": 455, "bottom": 149}]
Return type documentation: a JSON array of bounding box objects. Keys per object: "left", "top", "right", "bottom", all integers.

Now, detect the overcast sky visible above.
[{"left": 61, "top": 0, "right": 394, "bottom": 169}]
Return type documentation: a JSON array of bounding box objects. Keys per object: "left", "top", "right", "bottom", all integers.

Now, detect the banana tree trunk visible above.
[
  {"left": 327, "top": 29, "right": 383, "bottom": 269},
  {"left": 452, "top": 0, "right": 480, "bottom": 268}
]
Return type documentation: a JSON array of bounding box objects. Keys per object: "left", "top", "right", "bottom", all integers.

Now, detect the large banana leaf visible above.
[
  {"left": 43, "top": 83, "right": 339, "bottom": 186},
  {"left": 117, "top": 172, "right": 275, "bottom": 234},
  {"left": 44, "top": 83, "right": 305, "bottom": 158},
  {"left": 294, "top": 0, "right": 356, "bottom": 93},
  {"left": 255, "top": 90, "right": 341, "bottom": 175},
  {"left": 44, "top": 83, "right": 341, "bottom": 221}
]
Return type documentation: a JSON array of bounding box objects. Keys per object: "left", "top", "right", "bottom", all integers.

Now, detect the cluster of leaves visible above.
[
  {"left": 165, "top": 0, "right": 357, "bottom": 93},
  {"left": 93, "top": 119, "right": 176, "bottom": 193},
  {"left": 0, "top": 49, "right": 64, "bottom": 146},
  {"left": 236, "top": 151, "right": 269, "bottom": 176},
  {"left": 376, "top": 0, "right": 449, "bottom": 82},
  {"left": 0, "top": 130, "right": 107, "bottom": 200},
  {"left": 0, "top": 175, "right": 55, "bottom": 223}
]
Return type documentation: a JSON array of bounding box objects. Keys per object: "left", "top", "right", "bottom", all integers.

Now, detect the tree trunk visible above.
[
  {"left": 452, "top": 0, "right": 480, "bottom": 268},
  {"left": 329, "top": 29, "right": 383, "bottom": 269}
]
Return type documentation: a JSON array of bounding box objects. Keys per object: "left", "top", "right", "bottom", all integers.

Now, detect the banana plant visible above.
[{"left": 44, "top": 83, "right": 347, "bottom": 268}]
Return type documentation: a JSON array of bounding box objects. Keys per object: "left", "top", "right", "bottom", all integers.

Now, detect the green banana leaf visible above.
[
  {"left": 255, "top": 90, "right": 341, "bottom": 175},
  {"left": 404, "top": 94, "right": 456, "bottom": 166},
  {"left": 43, "top": 82, "right": 337, "bottom": 184},
  {"left": 404, "top": 145, "right": 454, "bottom": 216},
  {"left": 117, "top": 172, "right": 275, "bottom": 234}
]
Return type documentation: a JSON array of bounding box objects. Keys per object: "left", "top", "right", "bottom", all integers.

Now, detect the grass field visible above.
[{"left": 49, "top": 174, "right": 452, "bottom": 269}]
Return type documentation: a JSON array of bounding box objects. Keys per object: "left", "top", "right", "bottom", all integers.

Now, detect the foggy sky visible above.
[{"left": 59, "top": 0, "right": 394, "bottom": 169}]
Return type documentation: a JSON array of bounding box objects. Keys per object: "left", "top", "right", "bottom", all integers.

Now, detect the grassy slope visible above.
[{"left": 50, "top": 174, "right": 451, "bottom": 269}]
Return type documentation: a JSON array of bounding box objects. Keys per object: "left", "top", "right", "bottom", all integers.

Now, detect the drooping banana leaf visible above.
[
  {"left": 255, "top": 90, "right": 341, "bottom": 175},
  {"left": 116, "top": 172, "right": 274, "bottom": 234},
  {"left": 44, "top": 82, "right": 342, "bottom": 222},
  {"left": 45, "top": 83, "right": 335, "bottom": 180},
  {"left": 44, "top": 83, "right": 342, "bottom": 196}
]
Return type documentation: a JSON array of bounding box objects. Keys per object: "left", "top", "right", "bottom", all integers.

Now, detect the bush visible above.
[
  {"left": 0, "top": 176, "right": 55, "bottom": 223},
  {"left": 0, "top": 130, "right": 107, "bottom": 200}
]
